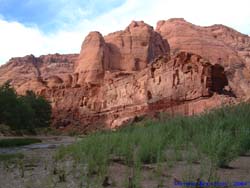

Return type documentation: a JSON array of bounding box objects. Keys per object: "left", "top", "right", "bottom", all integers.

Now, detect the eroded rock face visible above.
[
  {"left": 75, "top": 32, "right": 109, "bottom": 85},
  {"left": 156, "top": 18, "right": 240, "bottom": 66},
  {"left": 105, "top": 21, "right": 170, "bottom": 71},
  {"left": 156, "top": 18, "right": 250, "bottom": 98},
  {"left": 74, "top": 22, "right": 170, "bottom": 85},
  {"left": 0, "top": 20, "right": 246, "bottom": 132},
  {"left": 39, "top": 52, "right": 233, "bottom": 131},
  {"left": 0, "top": 53, "right": 78, "bottom": 94}
]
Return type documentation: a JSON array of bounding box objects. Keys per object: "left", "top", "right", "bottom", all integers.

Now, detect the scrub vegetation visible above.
[
  {"left": 56, "top": 102, "right": 250, "bottom": 187},
  {"left": 0, "top": 82, "right": 51, "bottom": 133},
  {"left": 0, "top": 138, "right": 42, "bottom": 148}
]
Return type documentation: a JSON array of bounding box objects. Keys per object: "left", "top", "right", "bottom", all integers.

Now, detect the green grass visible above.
[
  {"left": 0, "top": 138, "right": 42, "bottom": 148},
  {"left": 0, "top": 153, "right": 24, "bottom": 161},
  {"left": 56, "top": 103, "right": 250, "bottom": 182}
]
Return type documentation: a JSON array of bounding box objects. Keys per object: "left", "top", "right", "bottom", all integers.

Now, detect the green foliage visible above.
[
  {"left": 0, "top": 153, "right": 24, "bottom": 162},
  {"left": 0, "top": 82, "right": 23, "bottom": 128},
  {"left": 57, "top": 102, "right": 250, "bottom": 178},
  {"left": 20, "top": 90, "right": 52, "bottom": 128},
  {"left": 0, "top": 124, "right": 11, "bottom": 134},
  {"left": 195, "top": 130, "right": 239, "bottom": 167},
  {"left": 0, "top": 82, "right": 52, "bottom": 131},
  {"left": 0, "top": 138, "right": 42, "bottom": 148}
]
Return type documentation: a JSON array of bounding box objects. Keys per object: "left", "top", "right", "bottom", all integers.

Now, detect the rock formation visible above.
[
  {"left": 156, "top": 18, "right": 250, "bottom": 98},
  {"left": 105, "top": 21, "right": 170, "bottom": 71},
  {"left": 0, "top": 53, "right": 78, "bottom": 94},
  {"left": 1, "top": 19, "right": 249, "bottom": 132},
  {"left": 75, "top": 32, "right": 108, "bottom": 85}
]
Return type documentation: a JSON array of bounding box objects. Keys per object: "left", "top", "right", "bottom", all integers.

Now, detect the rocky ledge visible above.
[{"left": 1, "top": 18, "right": 250, "bottom": 132}]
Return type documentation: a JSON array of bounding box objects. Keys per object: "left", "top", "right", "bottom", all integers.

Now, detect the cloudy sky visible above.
[{"left": 0, "top": 0, "right": 250, "bottom": 64}]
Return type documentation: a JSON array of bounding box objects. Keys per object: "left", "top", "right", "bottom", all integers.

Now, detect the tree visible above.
[
  {"left": 0, "top": 82, "right": 52, "bottom": 131},
  {"left": 21, "top": 90, "right": 52, "bottom": 128},
  {"left": 0, "top": 82, "right": 21, "bottom": 128}
]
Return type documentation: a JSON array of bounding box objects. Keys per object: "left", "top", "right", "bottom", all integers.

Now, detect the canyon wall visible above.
[{"left": 1, "top": 19, "right": 248, "bottom": 132}]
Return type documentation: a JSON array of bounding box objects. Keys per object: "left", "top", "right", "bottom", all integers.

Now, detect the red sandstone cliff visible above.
[
  {"left": 0, "top": 19, "right": 249, "bottom": 132},
  {"left": 156, "top": 18, "right": 250, "bottom": 98},
  {"left": 0, "top": 53, "right": 78, "bottom": 94}
]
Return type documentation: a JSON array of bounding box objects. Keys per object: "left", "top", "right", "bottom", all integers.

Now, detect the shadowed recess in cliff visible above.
[{"left": 211, "top": 64, "right": 231, "bottom": 95}]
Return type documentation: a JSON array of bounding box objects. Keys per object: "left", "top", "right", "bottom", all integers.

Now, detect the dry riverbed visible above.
[
  {"left": 0, "top": 136, "right": 250, "bottom": 188},
  {"left": 0, "top": 136, "right": 81, "bottom": 188}
]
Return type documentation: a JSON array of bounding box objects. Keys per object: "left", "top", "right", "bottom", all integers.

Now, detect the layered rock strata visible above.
[{"left": 1, "top": 19, "right": 248, "bottom": 131}]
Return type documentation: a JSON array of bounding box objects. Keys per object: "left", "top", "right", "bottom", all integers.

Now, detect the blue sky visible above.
[
  {"left": 0, "top": 0, "right": 125, "bottom": 32},
  {"left": 0, "top": 0, "right": 250, "bottom": 64}
]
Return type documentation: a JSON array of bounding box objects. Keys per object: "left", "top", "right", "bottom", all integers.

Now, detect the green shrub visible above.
[
  {"left": 0, "top": 138, "right": 42, "bottom": 148},
  {"left": 0, "top": 82, "right": 51, "bottom": 131},
  {"left": 56, "top": 102, "right": 250, "bottom": 178},
  {"left": 196, "top": 130, "right": 239, "bottom": 167},
  {"left": 0, "top": 153, "right": 24, "bottom": 161}
]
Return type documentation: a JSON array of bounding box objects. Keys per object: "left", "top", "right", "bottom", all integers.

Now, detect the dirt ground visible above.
[{"left": 0, "top": 137, "right": 250, "bottom": 188}]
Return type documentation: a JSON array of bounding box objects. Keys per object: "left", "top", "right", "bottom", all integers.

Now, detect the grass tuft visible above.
[{"left": 0, "top": 153, "right": 24, "bottom": 161}]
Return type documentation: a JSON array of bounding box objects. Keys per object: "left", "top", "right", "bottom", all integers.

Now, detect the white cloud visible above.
[
  {"left": 74, "top": 0, "right": 250, "bottom": 35},
  {"left": 0, "top": 19, "right": 85, "bottom": 64},
  {"left": 0, "top": 0, "right": 250, "bottom": 65},
  {"left": 0, "top": 19, "right": 45, "bottom": 63}
]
